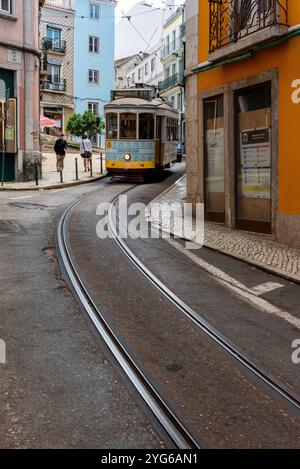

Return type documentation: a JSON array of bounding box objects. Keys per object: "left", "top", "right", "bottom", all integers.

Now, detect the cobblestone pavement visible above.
[
  {"left": 147, "top": 175, "right": 300, "bottom": 283},
  {"left": 0, "top": 152, "right": 106, "bottom": 190}
]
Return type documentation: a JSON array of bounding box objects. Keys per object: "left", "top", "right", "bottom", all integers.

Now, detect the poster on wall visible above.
[
  {"left": 240, "top": 128, "right": 271, "bottom": 199},
  {"left": 206, "top": 127, "right": 225, "bottom": 193}
]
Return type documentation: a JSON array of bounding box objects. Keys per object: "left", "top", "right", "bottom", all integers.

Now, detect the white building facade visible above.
[{"left": 159, "top": 6, "right": 185, "bottom": 143}]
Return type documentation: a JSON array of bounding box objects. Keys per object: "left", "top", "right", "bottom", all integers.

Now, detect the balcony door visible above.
[{"left": 235, "top": 83, "right": 272, "bottom": 233}]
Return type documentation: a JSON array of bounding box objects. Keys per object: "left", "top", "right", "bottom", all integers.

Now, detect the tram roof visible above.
[{"left": 104, "top": 97, "right": 178, "bottom": 114}]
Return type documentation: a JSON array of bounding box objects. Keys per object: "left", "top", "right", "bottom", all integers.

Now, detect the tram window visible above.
[
  {"left": 167, "top": 118, "right": 179, "bottom": 141},
  {"left": 106, "top": 113, "right": 118, "bottom": 139},
  {"left": 120, "top": 113, "right": 137, "bottom": 139},
  {"left": 139, "top": 113, "right": 154, "bottom": 140}
]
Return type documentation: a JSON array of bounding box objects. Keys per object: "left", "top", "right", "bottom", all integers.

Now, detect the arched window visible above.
[
  {"left": 120, "top": 113, "right": 137, "bottom": 139},
  {"left": 139, "top": 113, "right": 154, "bottom": 140},
  {"left": 106, "top": 113, "right": 118, "bottom": 139}
]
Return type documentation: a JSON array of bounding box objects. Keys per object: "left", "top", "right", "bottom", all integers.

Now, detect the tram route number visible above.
[{"left": 100, "top": 453, "right": 198, "bottom": 466}]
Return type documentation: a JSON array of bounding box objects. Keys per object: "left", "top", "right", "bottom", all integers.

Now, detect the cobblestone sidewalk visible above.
[
  {"left": 0, "top": 152, "right": 106, "bottom": 191},
  {"left": 148, "top": 175, "right": 300, "bottom": 283}
]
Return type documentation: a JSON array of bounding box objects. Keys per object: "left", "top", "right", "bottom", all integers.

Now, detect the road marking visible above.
[
  {"left": 251, "top": 282, "right": 284, "bottom": 295},
  {"left": 9, "top": 195, "right": 33, "bottom": 200},
  {"left": 167, "top": 238, "right": 300, "bottom": 330}
]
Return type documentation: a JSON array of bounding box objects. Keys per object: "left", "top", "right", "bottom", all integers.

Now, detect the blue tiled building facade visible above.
[{"left": 74, "top": 0, "right": 116, "bottom": 146}]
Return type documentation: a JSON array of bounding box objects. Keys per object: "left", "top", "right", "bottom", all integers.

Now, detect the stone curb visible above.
[
  {"left": 0, "top": 174, "right": 107, "bottom": 192},
  {"left": 147, "top": 175, "right": 300, "bottom": 286}
]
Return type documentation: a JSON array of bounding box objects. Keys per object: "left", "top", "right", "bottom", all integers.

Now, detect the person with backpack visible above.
[
  {"left": 54, "top": 134, "right": 68, "bottom": 172},
  {"left": 80, "top": 134, "right": 93, "bottom": 172}
]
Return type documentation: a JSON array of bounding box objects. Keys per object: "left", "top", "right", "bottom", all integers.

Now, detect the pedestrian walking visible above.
[
  {"left": 80, "top": 134, "right": 93, "bottom": 172},
  {"left": 54, "top": 134, "right": 68, "bottom": 172}
]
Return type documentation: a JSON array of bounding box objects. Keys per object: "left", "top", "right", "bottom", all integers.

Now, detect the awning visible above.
[{"left": 40, "top": 116, "right": 57, "bottom": 128}]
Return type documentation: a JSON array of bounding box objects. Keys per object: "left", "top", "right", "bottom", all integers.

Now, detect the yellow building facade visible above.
[{"left": 186, "top": 0, "right": 300, "bottom": 248}]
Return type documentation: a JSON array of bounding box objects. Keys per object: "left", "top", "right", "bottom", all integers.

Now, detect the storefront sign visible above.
[{"left": 240, "top": 128, "right": 271, "bottom": 199}]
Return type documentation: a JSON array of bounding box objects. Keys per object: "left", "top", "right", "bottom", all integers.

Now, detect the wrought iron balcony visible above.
[
  {"left": 43, "top": 37, "right": 66, "bottom": 54},
  {"left": 209, "top": 0, "right": 288, "bottom": 54},
  {"left": 159, "top": 72, "right": 184, "bottom": 92},
  {"left": 161, "top": 36, "right": 184, "bottom": 59},
  {"left": 42, "top": 79, "right": 67, "bottom": 93}
]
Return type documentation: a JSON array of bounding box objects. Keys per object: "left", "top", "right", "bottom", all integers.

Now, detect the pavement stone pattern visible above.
[
  {"left": 147, "top": 175, "right": 300, "bottom": 283},
  {"left": 1, "top": 152, "right": 106, "bottom": 190}
]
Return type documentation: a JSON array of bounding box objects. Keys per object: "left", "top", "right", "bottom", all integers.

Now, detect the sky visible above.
[{"left": 116, "top": 1, "right": 181, "bottom": 17}]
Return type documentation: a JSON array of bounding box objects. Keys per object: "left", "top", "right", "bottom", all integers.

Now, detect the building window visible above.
[
  {"left": 138, "top": 68, "right": 142, "bottom": 80},
  {"left": 145, "top": 62, "right": 149, "bottom": 76},
  {"left": 88, "top": 69, "right": 100, "bottom": 85},
  {"left": 88, "top": 102, "right": 99, "bottom": 115},
  {"left": 0, "top": 0, "right": 11, "bottom": 13},
  {"left": 47, "top": 64, "right": 61, "bottom": 83},
  {"left": 89, "top": 36, "right": 100, "bottom": 54},
  {"left": 170, "top": 95, "right": 175, "bottom": 108},
  {"left": 151, "top": 57, "right": 155, "bottom": 72},
  {"left": 132, "top": 73, "right": 135, "bottom": 84},
  {"left": 90, "top": 3, "right": 100, "bottom": 20}
]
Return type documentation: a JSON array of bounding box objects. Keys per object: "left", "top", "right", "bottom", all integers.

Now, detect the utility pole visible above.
[{"left": 1, "top": 88, "right": 9, "bottom": 187}]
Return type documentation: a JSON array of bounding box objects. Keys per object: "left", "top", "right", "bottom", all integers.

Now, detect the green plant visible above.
[{"left": 66, "top": 111, "right": 105, "bottom": 138}]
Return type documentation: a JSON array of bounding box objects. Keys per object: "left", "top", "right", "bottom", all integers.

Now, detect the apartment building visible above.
[
  {"left": 40, "top": 0, "right": 75, "bottom": 135},
  {"left": 159, "top": 6, "right": 185, "bottom": 142},
  {"left": 0, "top": 0, "right": 44, "bottom": 182}
]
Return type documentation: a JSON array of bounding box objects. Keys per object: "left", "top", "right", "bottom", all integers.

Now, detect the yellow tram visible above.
[{"left": 104, "top": 86, "right": 179, "bottom": 179}]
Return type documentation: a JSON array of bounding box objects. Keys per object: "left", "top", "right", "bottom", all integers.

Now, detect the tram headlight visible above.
[{"left": 124, "top": 153, "right": 132, "bottom": 161}]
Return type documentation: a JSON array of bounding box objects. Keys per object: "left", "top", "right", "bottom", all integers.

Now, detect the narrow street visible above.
[{"left": 1, "top": 165, "right": 299, "bottom": 448}]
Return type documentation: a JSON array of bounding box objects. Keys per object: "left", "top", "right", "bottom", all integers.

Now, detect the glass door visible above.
[
  {"left": 204, "top": 95, "right": 225, "bottom": 222},
  {"left": 235, "top": 83, "right": 272, "bottom": 233}
]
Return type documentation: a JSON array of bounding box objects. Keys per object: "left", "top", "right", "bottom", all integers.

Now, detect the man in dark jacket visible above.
[{"left": 54, "top": 134, "right": 68, "bottom": 171}]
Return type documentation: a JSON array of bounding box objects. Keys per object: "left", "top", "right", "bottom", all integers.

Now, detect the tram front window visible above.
[
  {"left": 120, "top": 113, "right": 137, "bottom": 139},
  {"left": 139, "top": 113, "right": 154, "bottom": 140},
  {"left": 106, "top": 113, "right": 118, "bottom": 139}
]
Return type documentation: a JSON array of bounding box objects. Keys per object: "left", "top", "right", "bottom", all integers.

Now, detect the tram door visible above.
[{"left": 235, "top": 83, "right": 272, "bottom": 234}]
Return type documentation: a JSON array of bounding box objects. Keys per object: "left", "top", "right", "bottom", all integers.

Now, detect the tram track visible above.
[
  {"left": 107, "top": 188, "right": 300, "bottom": 415},
  {"left": 57, "top": 180, "right": 300, "bottom": 450},
  {"left": 57, "top": 187, "right": 201, "bottom": 450}
]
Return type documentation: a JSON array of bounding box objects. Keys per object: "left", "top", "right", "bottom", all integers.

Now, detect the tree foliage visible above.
[{"left": 66, "top": 111, "right": 105, "bottom": 138}]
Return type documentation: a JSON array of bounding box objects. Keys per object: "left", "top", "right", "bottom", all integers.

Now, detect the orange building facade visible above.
[{"left": 185, "top": 0, "right": 300, "bottom": 248}]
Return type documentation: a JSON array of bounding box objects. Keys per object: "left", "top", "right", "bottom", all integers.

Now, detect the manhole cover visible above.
[
  {"left": 9, "top": 202, "right": 47, "bottom": 210},
  {"left": 0, "top": 220, "right": 26, "bottom": 234}
]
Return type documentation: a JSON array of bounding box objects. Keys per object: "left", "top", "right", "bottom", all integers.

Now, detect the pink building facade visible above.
[{"left": 0, "top": 0, "right": 44, "bottom": 181}]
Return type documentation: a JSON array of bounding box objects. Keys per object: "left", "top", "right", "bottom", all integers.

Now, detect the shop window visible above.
[{"left": 204, "top": 95, "right": 225, "bottom": 222}]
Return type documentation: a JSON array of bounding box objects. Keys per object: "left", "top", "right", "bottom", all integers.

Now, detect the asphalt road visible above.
[
  {"left": 0, "top": 181, "right": 163, "bottom": 449},
  {"left": 1, "top": 165, "right": 300, "bottom": 448}
]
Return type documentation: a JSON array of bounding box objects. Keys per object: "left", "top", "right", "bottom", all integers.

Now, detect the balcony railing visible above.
[
  {"left": 159, "top": 72, "right": 184, "bottom": 92},
  {"left": 42, "top": 79, "right": 67, "bottom": 93},
  {"left": 161, "top": 36, "right": 184, "bottom": 59},
  {"left": 209, "top": 0, "right": 288, "bottom": 53},
  {"left": 43, "top": 37, "right": 66, "bottom": 54}
]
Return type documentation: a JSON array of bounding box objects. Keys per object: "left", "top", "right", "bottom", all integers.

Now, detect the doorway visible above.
[{"left": 235, "top": 83, "right": 272, "bottom": 233}]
